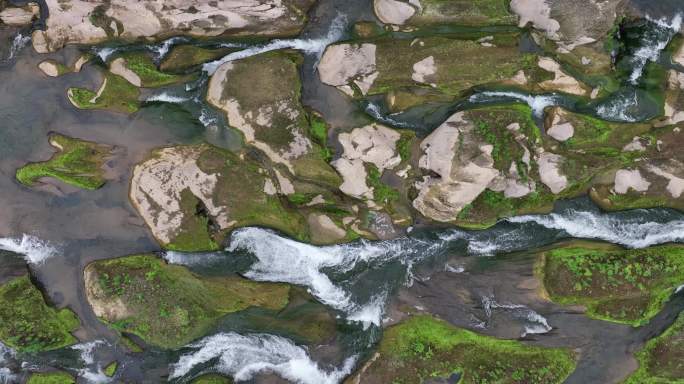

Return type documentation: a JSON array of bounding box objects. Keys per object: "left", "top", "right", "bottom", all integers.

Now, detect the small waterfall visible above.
[
  {"left": 627, "top": 13, "right": 683, "bottom": 84},
  {"left": 0, "top": 235, "right": 58, "bottom": 265},
  {"left": 6, "top": 32, "right": 31, "bottom": 61},
  {"left": 468, "top": 91, "right": 562, "bottom": 118},
  {"left": 508, "top": 209, "right": 684, "bottom": 248},
  {"left": 202, "top": 13, "right": 348, "bottom": 74},
  {"left": 71, "top": 341, "right": 112, "bottom": 384},
  {"left": 145, "top": 92, "right": 190, "bottom": 104},
  {"left": 170, "top": 332, "right": 357, "bottom": 383}
]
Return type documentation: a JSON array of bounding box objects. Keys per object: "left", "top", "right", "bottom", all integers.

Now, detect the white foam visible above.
[
  {"left": 225, "top": 227, "right": 443, "bottom": 327},
  {"left": 363, "top": 102, "right": 414, "bottom": 128},
  {"left": 595, "top": 91, "right": 640, "bottom": 122},
  {"left": 146, "top": 36, "right": 188, "bottom": 61},
  {"left": 7, "top": 33, "right": 31, "bottom": 61},
  {"left": 629, "top": 14, "right": 683, "bottom": 84},
  {"left": 163, "top": 251, "right": 221, "bottom": 266},
  {"left": 145, "top": 92, "right": 189, "bottom": 104},
  {"left": 508, "top": 209, "right": 684, "bottom": 249},
  {"left": 482, "top": 296, "right": 551, "bottom": 337},
  {"left": 346, "top": 293, "right": 386, "bottom": 330},
  {"left": 198, "top": 108, "right": 218, "bottom": 128},
  {"left": 469, "top": 91, "right": 560, "bottom": 118},
  {"left": 0, "top": 343, "right": 16, "bottom": 384},
  {"left": 445, "top": 264, "right": 465, "bottom": 273},
  {"left": 170, "top": 333, "right": 356, "bottom": 383},
  {"left": 72, "top": 341, "right": 112, "bottom": 384},
  {"left": 676, "top": 284, "right": 684, "bottom": 294},
  {"left": 203, "top": 14, "right": 347, "bottom": 74},
  {"left": 95, "top": 47, "right": 119, "bottom": 62},
  {"left": 0, "top": 235, "right": 58, "bottom": 265}
]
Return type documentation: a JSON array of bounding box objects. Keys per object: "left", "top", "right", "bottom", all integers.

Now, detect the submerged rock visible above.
[
  {"left": 347, "top": 315, "right": 576, "bottom": 384},
  {"left": 31, "top": 0, "right": 316, "bottom": 53}
]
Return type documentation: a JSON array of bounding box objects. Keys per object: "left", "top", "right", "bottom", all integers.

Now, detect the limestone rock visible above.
[
  {"left": 373, "top": 0, "right": 416, "bottom": 25},
  {"left": 332, "top": 124, "right": 401, "bottom": 199},
  {"left": 0, "top": 3, "right": 39, "bottom": 26},
  {"left": 307, "top": 214, "right": 346, "bottom": 243},
  {"left": 38, "top": 60, "right": 61, "bottom": 77},
  {"left": 614, "top": 169, "right": 651, "bottom": 194},
  {"left": 319, "top": 43, "right": 378, "bottom": 96},
  {"left": 109, "top": 58, "right": 142, "bottom": 87},
  {"left": 412, "top": 112, "right": 499, "bottom": 222},
  {"left": 538, "top": 57, "right": 588, "bottom": 95},
  {"left": 537, "top": 151, "right": 568, "bottom": 194},
  {"left": 546, "top": 108, "right": 575, "bottom": 141}
]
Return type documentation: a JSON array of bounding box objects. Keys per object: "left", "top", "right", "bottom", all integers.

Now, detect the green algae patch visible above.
[
  {"left": 352, "top": 315, "right": 576, "bottom": 384},
  {"left": 117, "top": 52, "right": 185, "bottom": 87},
  {"left": 104, "top": 361, "right": 117, "bottom": 377},
  {"left": 16, "top": 134, "right": 112, "bottom": 190},
  {"left": 538, "top": 243, "right": 684, "bottom": 326},
  {"left": 625, "top": 313, "right": 684, "bottom": 383},
  {"left": 192, "top": 374, "right": 234, "bottom": 384},
  {"left": 26, "top": 371, "right": 76, "bottom": 384},
  {"left": 408, "top": 0, "right": 518, "bottom": 26},
  {"left": 160, "top": 45, "right": 233, "bottom": 73},
  {"left": 84, "top": 254, "right": 290, "bottom": 349},
  {"left": 67, "top": 71, "right": 140, "bottom": 114},
  {"left": 0, "top": 276, "right": 79, "bottom": 352}
]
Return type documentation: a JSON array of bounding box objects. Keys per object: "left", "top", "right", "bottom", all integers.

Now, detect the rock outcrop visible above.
[
  {"left": 31, "top": 0, "right": 316, "bottom": 53},
  {"left": 413, "top": 112, "right": 499, "bottom": 222}
]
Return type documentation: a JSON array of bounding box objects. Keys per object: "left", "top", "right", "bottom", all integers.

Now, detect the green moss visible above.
[
  {"left": 397, "top": 130, "right": 416, "bottom": 162},
  {"left": 27, "top": 372, "right": 76, "bottom": 384},
  {"left": 539, "top": 244, "right": 684, "bottom": 326},
  {"left": 118, "top": 52, "right": 185, "bottom": 87},
  {"left": 0, "top": 276, "right": 79, "bottom": 352},
  {"left": 120, "top": 335, "right": 143, "bottom": 353},
  {"left": 367, "top": 164, "right": 400, "bottom": 204},
  {"left": 16, "top": 133, "right": 111, "bottom": 190},
  {"left": 103, "top": 361, "right": 117, "bottom": 377},
  {"left": 308, "top": 113, "right": 333, "bottom": 162},
  {"left": 192, "top": 374, "right": 234, "bottom": 384},
  {"left": 67, "top": 71, "right": 140, "bottom": 114},
  {"left": 87, "top": 254, "right": 290, "bottom": 349},
  {"left": 360, "top": 315, "right": 575, "bottom": 384},
  {"left": 408, "top": 0, "right": 517, "bottom": 26},
  {"left": 165, "top": 189, "right": 219, "bottom": 252},
  {"left": 625, "top": 313, "right": 684, "bottom": 383}
]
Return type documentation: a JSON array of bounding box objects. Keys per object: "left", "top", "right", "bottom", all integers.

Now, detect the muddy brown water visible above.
[{"left": 0, "top": 0, "right": 683, "bottom": 382}]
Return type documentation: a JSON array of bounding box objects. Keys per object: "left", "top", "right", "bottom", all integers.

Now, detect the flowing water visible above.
[{"left": 0, "top": 0, "right": 683, "bottom": 383}]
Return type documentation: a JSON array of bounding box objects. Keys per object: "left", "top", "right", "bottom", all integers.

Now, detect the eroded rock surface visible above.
[{"left": 31, "top": 0, "right": 315, "bottom": 53}]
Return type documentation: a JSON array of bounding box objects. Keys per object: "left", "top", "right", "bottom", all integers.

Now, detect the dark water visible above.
[{"left": 0, "top": 0, "right": 683, "bottom": 383}]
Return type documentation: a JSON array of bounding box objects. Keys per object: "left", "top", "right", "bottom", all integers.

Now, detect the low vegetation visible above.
[
  {"left": 538, "top": 243, "right": 684, "bottom": 325},
  {"left": 67, "top": 71, "right": 140, "bottom": 114},
  {"left": 26, "top": 372, "right": 75, "bottom": 384},
  {"left": 0, "top": 276, "right": 79, "bottom": 352},
  {"left": 16, "top": 134, "right": 111, "bottom": 190},
  {"left": 625, "top": 313, "right": 684, "bottom": 383},
  {"left": 353, "top": 315, "right": 576, "bottom": 384}
]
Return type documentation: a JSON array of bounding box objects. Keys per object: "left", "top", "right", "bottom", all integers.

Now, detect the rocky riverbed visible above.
[{"left": 0, "top": 0, "right": 684, "bottom": 383}]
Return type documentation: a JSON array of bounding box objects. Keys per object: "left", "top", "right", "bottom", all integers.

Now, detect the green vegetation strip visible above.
[
  {"left": 68, "top": 72, "right": 140, "bottom": 114},
  {"left": 539, "top": 244, "right": 684, "bottom": 325},
  {"left": 625, "top": 313, "right": 684, "bottom": 383},
  {"left": 16, "top": 134, "right": 111, "bottom": 190},
  {"left": 86, "top": 254, "right": 290, "bottom": 349},
  {"left": 363, "top": 315, "right": 575, "bottom": 384},
  {"left": 0, "top": 276, "right": 79, "bottom": 352},
  {"left": 26, "top": 372, "right": 75, "bottom": 384}
]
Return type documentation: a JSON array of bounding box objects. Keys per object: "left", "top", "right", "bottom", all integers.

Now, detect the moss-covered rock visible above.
[
  {"left": 110, "top": 52, "right": 186, "bottom": 87},
  {"left": 160, "top": 45, "right": 234, "bottom": 73},
  {"left": 103, "top": 361, "right": 117, "bottom": 377},
  {"left": 26, "top": 371, "right": 75, "bottom": 384},
  {"left": 348, "top": 315, "right": 576, "bottom": 384},
  {"left": 84, "top": 254, "right": 290, "bottom": 349},
  {"left": 0, "top": 276, "right": 80, "bottom": 352},
  {"left": 625, "top": 312, "right": 684, "bottom": 383},
  {"left": 207, "top": 50, "right": 337, "bottom": 185},
  {"left": 319, "top": 35, "right": 539, "bottom": 110},
  {"left": 16, "top": 133, "right": 112, "bottom": 190},
  {"left": 537, "top": 243, "right": 684, "bottom": 326},
  {"left": 67, "top": 71, "right": 140, "bottom": 114}
]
